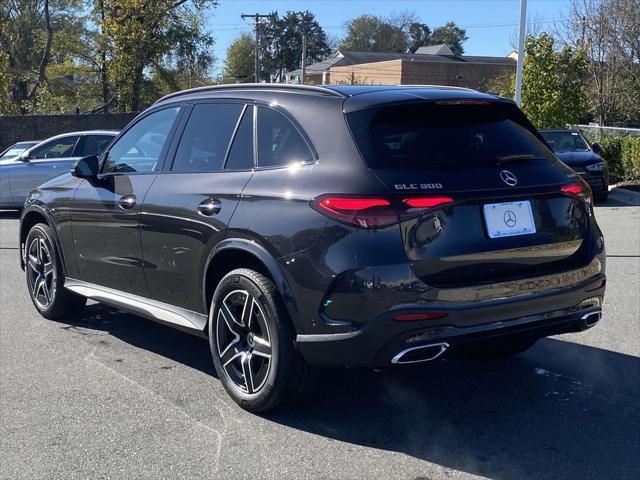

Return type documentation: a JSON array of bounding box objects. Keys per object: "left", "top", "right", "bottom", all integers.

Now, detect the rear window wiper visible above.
[{"left": 493, "top": 154, "right": 545, "bottom": 165}]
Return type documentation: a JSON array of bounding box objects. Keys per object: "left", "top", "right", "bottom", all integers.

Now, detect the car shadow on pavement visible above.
[
  {"left": 63, "top": 303, "right": 217, "bottom": 376},
  {"left": 596, "top": 198, "right": 637, "bottom": 208},
  {"left": 65, "top": 303, "right": 639, "bottom": 480},
  {"left": 271, "top": 340, "right": 640, "bottom": 480}
]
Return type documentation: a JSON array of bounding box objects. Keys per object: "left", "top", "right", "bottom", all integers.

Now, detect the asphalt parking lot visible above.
[{"left": 1, "top": 201, "right": 638, "bottom": 480}]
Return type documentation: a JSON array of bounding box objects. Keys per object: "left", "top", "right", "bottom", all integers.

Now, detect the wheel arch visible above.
[
  {"left": 19, "top": 206, "right": 66, "bottom": 274},
  {"left": 202, "top": 238, "right": 300, "bottom": 331}
]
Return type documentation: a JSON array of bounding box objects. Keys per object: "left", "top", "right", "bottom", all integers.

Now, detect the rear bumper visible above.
[{"left": 296, "top": 271, "right": 606, "bottom": 368}]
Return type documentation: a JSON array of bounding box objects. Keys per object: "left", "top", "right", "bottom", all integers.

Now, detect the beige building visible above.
[{"left": 286, "top": 45, "right": 516, "bottom": 92}]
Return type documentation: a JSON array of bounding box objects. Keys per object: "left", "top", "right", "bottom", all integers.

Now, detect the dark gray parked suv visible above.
[{"left": 20, "top": 85, "right": 606, "bottom": 412}]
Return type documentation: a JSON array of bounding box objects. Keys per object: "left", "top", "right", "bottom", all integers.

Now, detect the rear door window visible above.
[
  {"left": 346, "top": 102, "right": 555, "bottom": 170},
  {"left": 256, "top": 107, "right": 313, "bottom": 168},
  {"left": 79, "top": 135, "right": 115, "bottom": 157},
  {"left": 172, "top": 103, "right": 243, "bottom": 173}
]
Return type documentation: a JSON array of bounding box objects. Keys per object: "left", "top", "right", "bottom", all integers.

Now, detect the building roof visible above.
[
  {"left": 287, "top": 49, "right": 515, "bottom": 77},
  {"left": 414, "top": 44, "right": 454, "bottom": 55}
]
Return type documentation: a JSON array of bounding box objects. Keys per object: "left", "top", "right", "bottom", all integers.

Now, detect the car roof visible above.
[
  {"left": 58, "top": 130, "right": 119, "bottom": 136},
  {"left": 154, "top": 83, "right": 504, "bottom": 109},
  {"left": 24, "top": 130, "right": 118, "bottom": 153},
  {"left": 539, "top": 129, "right": 580, "bottom": 133}
]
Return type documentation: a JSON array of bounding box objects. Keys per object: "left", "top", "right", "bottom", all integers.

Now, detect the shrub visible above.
[
  {"left": 599, "top": 137, "right": 624, "bottom": 181},
  {"left": 597, "top": 136, "right": 640, "bottom": 182},
  {"left": 620, "top": 136, "right": 640, "bottom": 181}
]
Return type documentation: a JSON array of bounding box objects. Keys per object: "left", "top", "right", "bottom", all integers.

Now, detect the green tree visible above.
[
  {"left": 340, "top": 15, "right": 468, "bottom": 55},
  {"left": 222, "top": 33, "right": 256, "bottom": 83},
  {"left": 35, "top": 3, "right": 109, "bottom": 114},
  {"left": 485, "top": 70, "right": 515, "bottom": 98},
  {"left": 0, "top": 0, "right": 80, "bottom": 113},
  {"left": 427, "top": 21, "right": 467, "bottom": 56},
  {"left": 407, "top": 22, "right": 431, "bottom": 53},
  {"left": 0, "top": 50, "right": 16, "bottom": 114},
  {"left": 520, "top": 33, "right": 588, "bottom": 128},
  {"left": 102, "top": 0, "right": 216, "bottom": 112},
  {"left": 340, "top": 15, "right": 407, "bottom": 53},
  {"left": 262, "top": 10, "right": 331, "bottom": 82}
]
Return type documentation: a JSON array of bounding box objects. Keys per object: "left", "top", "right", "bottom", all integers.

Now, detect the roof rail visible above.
[
  {"left": 397, "top": 84, "right": 476, "bottom": 92},
  {"left": 154, "top": 83, "right": 346, "bottom": 104}
]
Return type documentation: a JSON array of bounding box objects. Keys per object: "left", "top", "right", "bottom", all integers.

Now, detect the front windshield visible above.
[
  {"left": 540, "top": 131, "right": 589, "bottom": 152},
  {"left": 0, "top": 142, "right": 36, "bottom": 160}
]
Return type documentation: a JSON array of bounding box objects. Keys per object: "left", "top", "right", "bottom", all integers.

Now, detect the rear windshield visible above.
[{"left": 346, "top": 102, "right": 555, "bottom": 169}]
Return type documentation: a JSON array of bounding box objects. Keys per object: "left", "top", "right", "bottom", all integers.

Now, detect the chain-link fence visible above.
[{"left": 0, "top": 113, "right": 138, "bottom": 152}]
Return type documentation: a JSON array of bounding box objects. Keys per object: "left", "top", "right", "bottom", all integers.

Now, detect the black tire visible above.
[
  {"left": 596, "top": 192, "right": 609, "bottom": 203},
  {"left": 208, "top": 268, "right": 311, "bottom": 412},
  {"left": 459, "top": 336, "right": 537, "bottom": 359},
  {"left": 25, "top": 223, "right": 86, "bottom": 320}
]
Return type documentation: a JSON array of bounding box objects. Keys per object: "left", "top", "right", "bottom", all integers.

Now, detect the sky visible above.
[{"left": 206, "top": 0, "right": 573, "bottom": 75}]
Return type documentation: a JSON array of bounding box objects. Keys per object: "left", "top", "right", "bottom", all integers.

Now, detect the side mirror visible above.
[
  {"left": 72, "top": 155, "right": 99, "bottom": 179},
  {"left": 19, "top": 152, "right": 31, "bottom": 162},
  {"left": 591, "top": 143, "right": 602, "bottom": 155}
]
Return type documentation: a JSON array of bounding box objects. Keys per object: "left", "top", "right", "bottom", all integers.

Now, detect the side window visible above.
[
  {"left": 257, "top": 107, "right": 313, "bottom": 168},
  {"left": 30, "top": 136, "right": 80, "bottom": 159},
  {"left": 103, "top": 107, "right": 180, "bottom": 174},
  {"left": 172, "top": 103, "right": 243, "bottom": 173},
  {"left": 79, "top": 135, "right": 115, "bottom": 157},
  {"left": 225, "top": 106, "right": 254, "bottom": 170}
]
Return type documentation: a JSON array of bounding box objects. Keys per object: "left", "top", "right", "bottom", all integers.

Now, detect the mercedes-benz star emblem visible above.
[
  {"left": 503, "top": 210, "right": 517, "bottom": 227},
  {"left": 500, "top": 170, "right": 518, "bottom": 186}
]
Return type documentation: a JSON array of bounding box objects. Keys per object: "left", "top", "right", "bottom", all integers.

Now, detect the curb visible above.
[{"left": 608, "top": 187, "right": 640, "bottom": 206}]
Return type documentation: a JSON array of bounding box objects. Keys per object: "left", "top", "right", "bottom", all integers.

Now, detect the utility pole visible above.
[
  {"left": 514, "top": 0, "right": 527, "bottom": 106},
  {"left": 300, "top": 34, "right": 307, "bottom": 84},
  {"left": 241, "top": 12, "right": 271, "bottom": 82}
]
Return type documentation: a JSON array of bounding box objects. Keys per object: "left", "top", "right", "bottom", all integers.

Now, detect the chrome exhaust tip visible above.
[
  {"left": 391, "top": 342, "right": 449, "bottom": 365},
  {"left": 581, "top": 310, "right": 602, "bottom": 328}
]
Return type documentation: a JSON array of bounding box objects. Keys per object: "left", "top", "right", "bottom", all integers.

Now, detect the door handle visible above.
[
  {"left": 118, "top": 194, "right": 137, "bottom": 209},
  {"left": 198, "top": 198, "right": 222, "bottom": 216}
]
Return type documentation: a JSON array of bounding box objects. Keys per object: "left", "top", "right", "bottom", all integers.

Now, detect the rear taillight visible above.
[
  {"left": 402, "top": 196, "right": 454, "bottom": 208},
  {"left": 562, "top": 181, "right": 592, "bottom": 204},
  {"left": 313, "top": 196, "right": 397, "bottom": 228},
  {"left": 312, "top": 195, "right": 455, "bottom": 229}
]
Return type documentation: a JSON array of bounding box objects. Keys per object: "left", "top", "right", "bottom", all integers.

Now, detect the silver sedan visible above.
[{"left": 0, "top": 130, "right": 117, "bottom": 209}]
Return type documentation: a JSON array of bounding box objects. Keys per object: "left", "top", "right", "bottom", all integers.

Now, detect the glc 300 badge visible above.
[{"left": 395, "top": 183, "right": 443, "bottom": 190}]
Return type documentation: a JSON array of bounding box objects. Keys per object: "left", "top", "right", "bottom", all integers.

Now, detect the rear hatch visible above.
[{"left": 346, "top": 99, "right": 593, "bottom": 287}]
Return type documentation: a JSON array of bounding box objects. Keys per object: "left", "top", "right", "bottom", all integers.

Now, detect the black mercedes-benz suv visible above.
[
  {"left": 540, "top": 129, "right": 609, "bottom": 201},
  {"left": 20, "top": 85, "right": 606, "bottom": 412}
]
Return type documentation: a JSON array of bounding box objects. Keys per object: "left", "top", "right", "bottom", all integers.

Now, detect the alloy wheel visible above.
[
  {"left": 26, "top": 236, "right": 56, "bottom": 309},
  {"left": 216, "top": 289, "right": 273, "bottom": 394}
]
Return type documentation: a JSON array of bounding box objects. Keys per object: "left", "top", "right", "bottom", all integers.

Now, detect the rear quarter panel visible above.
[{"left": 228, "top": 95, "right": 394, "bottom": 334}]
